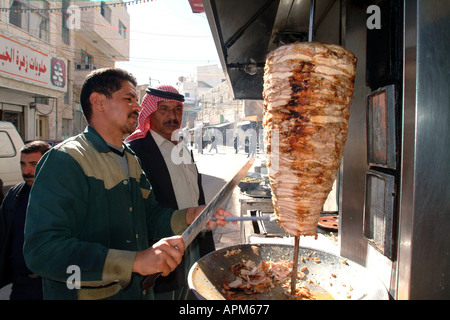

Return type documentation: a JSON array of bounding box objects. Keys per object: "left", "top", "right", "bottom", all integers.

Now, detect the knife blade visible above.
[{"left": 141, "top": 157, "right": 255, "bottom": 289}]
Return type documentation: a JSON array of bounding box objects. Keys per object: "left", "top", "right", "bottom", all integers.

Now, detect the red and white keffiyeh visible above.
[{"left": 125, "top": 84, "right": 183, "bottom": 142}]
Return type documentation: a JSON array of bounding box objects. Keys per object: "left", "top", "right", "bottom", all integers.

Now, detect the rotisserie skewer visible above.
[{"left": 290, "top": 236, "right": 300, "bottom": 295}]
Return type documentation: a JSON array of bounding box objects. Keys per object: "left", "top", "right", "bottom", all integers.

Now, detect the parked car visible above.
[{"left": 0, "top": 121, "right": 25, "bottom": 196}]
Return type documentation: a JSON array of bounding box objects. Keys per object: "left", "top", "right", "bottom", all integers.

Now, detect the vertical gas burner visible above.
[
  {"left": 364, "top": 84, "right": 399, "bottom": 261},
  {"left": 364, "top": 170, "right": 395, "bottom": 260},
  {"left": 367, "top": 85, "right": 397, "bottom": 170}
]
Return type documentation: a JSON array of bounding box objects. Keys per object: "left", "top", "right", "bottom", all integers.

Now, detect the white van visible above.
[{"left": 0, "top": 121, "right": 25, "bottom": 196}]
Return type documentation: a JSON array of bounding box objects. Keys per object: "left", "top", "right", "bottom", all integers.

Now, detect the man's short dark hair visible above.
[
  {"left": 80, "top": 68, "right": 137, "bottom": 123},
  {"left": 21, "top": 141, "right": 51, "bottom": 155}
]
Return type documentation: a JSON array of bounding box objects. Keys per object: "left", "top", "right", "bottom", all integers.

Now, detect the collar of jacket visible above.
[{"left": 83, "top": 126, "right": 136, "bottom": 157}]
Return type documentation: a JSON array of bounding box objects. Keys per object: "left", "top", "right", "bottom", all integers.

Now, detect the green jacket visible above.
[{"left": 23, "top": 126, "right": 188, "bottom": 300}]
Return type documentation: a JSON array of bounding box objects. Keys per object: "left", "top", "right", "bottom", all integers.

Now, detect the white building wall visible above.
[{"left": 1, "top": 0, "right": 130, "bottom": 140}]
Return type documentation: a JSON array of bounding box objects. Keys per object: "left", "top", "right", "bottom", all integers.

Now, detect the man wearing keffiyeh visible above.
[{"left": 126, "top": 85, "right": 215, "bottom": 300}]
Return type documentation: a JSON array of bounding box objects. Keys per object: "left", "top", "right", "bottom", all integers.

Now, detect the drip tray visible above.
[{"left": 318, "top": 215, "right": 339, "bottom": 231}]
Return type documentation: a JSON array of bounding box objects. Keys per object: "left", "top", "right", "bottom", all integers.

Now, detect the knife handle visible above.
[{"left": 141, "top": 272, "right": 161, "bottom": 290}]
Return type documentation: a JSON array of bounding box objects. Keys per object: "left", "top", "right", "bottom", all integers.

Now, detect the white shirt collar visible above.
[{"left": 150, "top": 129, "right": 172, "bottom": 147}]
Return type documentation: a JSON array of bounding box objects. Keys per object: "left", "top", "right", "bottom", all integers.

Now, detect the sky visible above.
[{"left": 115, "top": 0, "right": 221, "bottom": 86}]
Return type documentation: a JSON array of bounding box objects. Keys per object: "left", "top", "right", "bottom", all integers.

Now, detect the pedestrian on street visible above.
[
  {"left": 23, "top": 68, "right": 231, "bottom": 300},
  {"left": 209, "top": 134, "right": 218, "bottom": 153},
  {"left": 0, "top": 141, "right": 51, "bottom": 300},
  {"left": 126, "top": 85, "right": 215, "bottom": 300},
  {"left": 248, "top": 135, "right": 257, "bottom": 158}
]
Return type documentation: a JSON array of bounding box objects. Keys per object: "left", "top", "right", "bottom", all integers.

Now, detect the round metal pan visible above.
[{"left": 188, "top": 244, "right": 388, "bottom": 300}]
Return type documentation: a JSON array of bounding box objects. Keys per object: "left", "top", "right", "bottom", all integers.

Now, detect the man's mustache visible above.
[
  {"left": 164, "top": 119, "right": 179, "bottom": 126},
  {"left": 23, "top": 174, "right": 34, "bottom": 179}
]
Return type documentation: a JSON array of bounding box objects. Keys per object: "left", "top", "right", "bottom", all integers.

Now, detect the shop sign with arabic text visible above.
[{"left": 0, "top": 34, "right": 67, "bottom": 92}]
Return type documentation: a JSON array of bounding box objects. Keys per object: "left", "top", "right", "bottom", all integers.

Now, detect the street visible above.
[{"left": 193, "top": 144, "right": 264, "bottom": 250}]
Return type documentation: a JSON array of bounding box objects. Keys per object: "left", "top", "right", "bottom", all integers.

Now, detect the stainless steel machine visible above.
[{"left": 199, "top": 0, "right": 450, "bottom": 299}]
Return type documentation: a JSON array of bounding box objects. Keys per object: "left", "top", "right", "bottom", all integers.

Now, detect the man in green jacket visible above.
[{"left": 23, "top": 68, "right": 230, "bottom": 300}]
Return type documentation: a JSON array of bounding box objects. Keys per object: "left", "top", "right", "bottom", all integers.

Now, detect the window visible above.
[
  {"left": 101, "top": 2, "right": 111, "bottom": 23},
  {"left": 9, "top": 1, "right": 21, "bottom": 28},
  {"left": 64, "top": 91, "right": 69, "bottom": 105},
  {"left": 0, "top": 131, "right": 16, "bottom": 158},
  {"left": 62, "top": 118, "right": 71, "bottom": 139},
  {"left": 9, "top": 0, "right": 49, "bottom": 41},
  {"left": 81, "top": 51, "right": 93, "bottom": 65},
  {"left": 36, "top": 115, "right": 49, "bottom": 140},
  {"left": 118, "top": 20, "right": 127, "bottom": 39},
  {"left": 39, "top": 3, "right": 50, "bottom": 42},
  {"left": 80, "top": 50, "right": 93, "bottom": 68},
  {"left": 0, "top": 109, "right": 24, "bottom": 138},
  {"left": 64, "top": 67, "right": 70, "bottom": 104},
  {"left": 61, "top": 0, "right": 70, "bottom": 45},
  {"left": 35, "top": 97, "right": 49, "bottom": 104}
]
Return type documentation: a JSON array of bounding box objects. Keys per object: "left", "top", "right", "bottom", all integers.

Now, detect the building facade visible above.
[{"left": 0, "top": 0, "right": 130, "bottom": 141}]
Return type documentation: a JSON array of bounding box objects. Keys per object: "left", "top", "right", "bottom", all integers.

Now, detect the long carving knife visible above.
[{"left": 141, "top": 157, "right": 255, "bottom": 290}]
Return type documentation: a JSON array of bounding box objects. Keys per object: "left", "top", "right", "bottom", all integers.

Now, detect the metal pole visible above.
[
  {"left": 291, "top": 0, "right": 316, "bottom": 296},
  {"left": 308, "top": 0, "right": 316, "bottom": 42},
  {"left": 290, "top": 235, "right": 300, "bottom": 295}
]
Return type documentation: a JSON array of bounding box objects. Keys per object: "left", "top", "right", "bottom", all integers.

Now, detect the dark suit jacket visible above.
[
  {"left": 127, "top": 132, "right": 215, "bottom": 293},
  {"left": 0, "top": 182, "right": 25, "bottom": 289}
]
